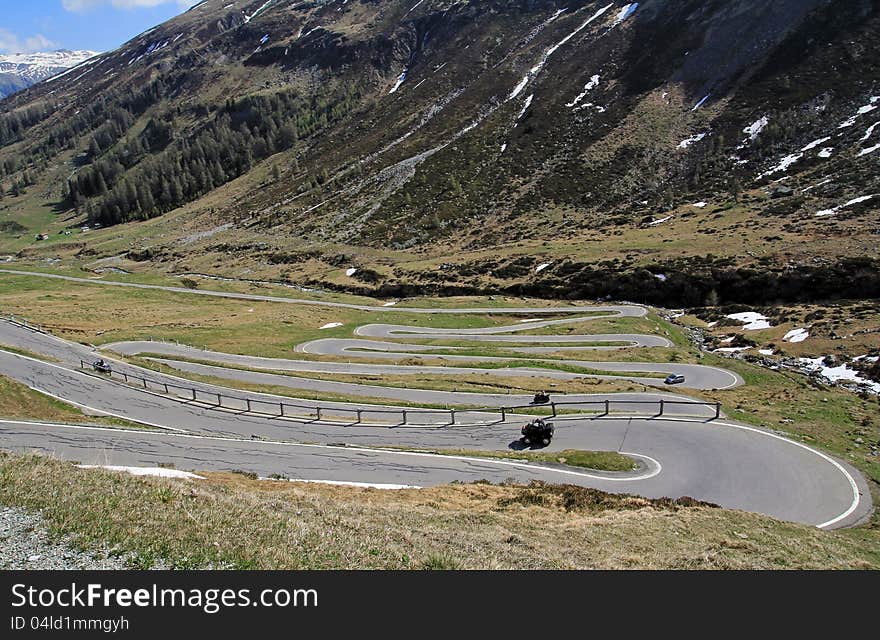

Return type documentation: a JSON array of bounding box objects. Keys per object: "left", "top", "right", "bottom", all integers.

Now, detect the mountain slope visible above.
[{"left": 0, "top": 0, "right": 878, "bottom": 305}]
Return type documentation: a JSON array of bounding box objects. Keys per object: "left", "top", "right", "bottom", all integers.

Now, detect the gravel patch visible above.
[{"left": 0, "top": 505, "right": 164, "bottom": 570}]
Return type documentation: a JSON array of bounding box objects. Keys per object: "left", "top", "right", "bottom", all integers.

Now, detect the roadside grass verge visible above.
[
  {"left": 332, "top": 352, "right": 671, "bottom": 378},
  {"left": 123, "top": 355, "right": 665, "bottom": 406},
  {"left": 114, "top": 358, "right": 487, "bottom": 411},
  {"left": 0, "top": 375, "right": 154, "bottom": 431},
  {"left": 0, "top": 343, "right": 62, "bottom": 363},
  {"left": 1, "top": 452, "right": 877, "bottom": 569},
  {"left": 389, "top": 447, "right": 639, "bottom": 472}
]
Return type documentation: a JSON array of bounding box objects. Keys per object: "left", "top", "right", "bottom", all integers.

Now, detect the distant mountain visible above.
[{"left": 0, "top": 50, "right": 99, "bottom": 98}]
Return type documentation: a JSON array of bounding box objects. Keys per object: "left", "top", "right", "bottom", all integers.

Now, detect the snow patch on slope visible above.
[
  {"left": 742, "top": 116, "right": 768, "bottom": 143},
  {"left": 678, "top": 132, "right": 707, "bottom": 149},
  {"left": 816, "top": 194, "right": 876, "bottom": 217},
  {"left": 783, "top": 328, "right": 809, "bottom": 343},
  {"left": 507, "top": 3, "right": 613, "bottom": 101},
  {"left": 566, "top": 74, "right": 600, "bottom": 108},
  {"left": 726, "top": 312, "right": 772, "bottom": 331}
]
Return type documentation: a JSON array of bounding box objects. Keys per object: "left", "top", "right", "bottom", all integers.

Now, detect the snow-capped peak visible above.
[{"left": 0, "top": 49, "right": 100, "bottom": 85}]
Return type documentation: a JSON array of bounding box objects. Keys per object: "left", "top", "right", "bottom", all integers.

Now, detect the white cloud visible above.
[
  {"left": 0, "top": 28, "right": 58, "bottom": 54},
  {"left": 62, "top": 0, "right": 200, "bottom": 12}
]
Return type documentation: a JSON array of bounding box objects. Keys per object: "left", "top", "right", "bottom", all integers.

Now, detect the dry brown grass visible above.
[{"left": 1, "top": 452, "right": 877, "bottom": 570}]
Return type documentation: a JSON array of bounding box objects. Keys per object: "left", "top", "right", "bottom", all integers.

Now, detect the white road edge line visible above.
[{"left": 706, "top": 420, "right": 861, "bottom": 529}]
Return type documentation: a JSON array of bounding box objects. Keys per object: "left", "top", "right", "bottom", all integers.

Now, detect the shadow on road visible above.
[{"left": 508, "top": 439, "right": 550, "bottom": 451}]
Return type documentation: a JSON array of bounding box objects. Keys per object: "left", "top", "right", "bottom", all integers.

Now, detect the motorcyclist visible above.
[{"left": 533, "top": 391, "right": 550, "bottom": 404}]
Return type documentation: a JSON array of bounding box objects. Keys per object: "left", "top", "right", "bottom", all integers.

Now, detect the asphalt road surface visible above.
[{"left": 0, "top": 319, "right": 871, "bottom": 529}]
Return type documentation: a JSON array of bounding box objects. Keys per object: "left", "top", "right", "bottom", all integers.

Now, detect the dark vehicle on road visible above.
[
  {"left": 532, "top": 391, "right": 550, "bottom": 404},
  {"left": 664, "top": 373, "right": 685, "bottom": 385},
  {"left": 92, "top": 359, "right": 112, "bottom": 374},
  {"left": 521, "top": 418, "right": 555, "bottom": 446}
]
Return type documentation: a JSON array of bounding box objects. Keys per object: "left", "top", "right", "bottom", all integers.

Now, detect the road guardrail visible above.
[{"left": 80, "top": 360, "right": 722, "bottom": 426}]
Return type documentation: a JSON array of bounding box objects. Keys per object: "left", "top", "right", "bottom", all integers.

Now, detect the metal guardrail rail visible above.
[
  {"left": 79, "top": 360, "right": 722, "bottom": 426},
  {"left": 4, "top": 314, "right": 46, "bottom": 334}
]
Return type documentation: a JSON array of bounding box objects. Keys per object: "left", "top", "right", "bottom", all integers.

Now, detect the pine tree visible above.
[{"left": 729, "top": 176, "right": 742, "bottom": 203}]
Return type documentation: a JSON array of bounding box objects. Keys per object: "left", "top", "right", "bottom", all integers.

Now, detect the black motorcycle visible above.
[
  {"left": 531, "top": 391, "right": 550, "bottom": 405},
  {"left": 92, "top": 359, "right": 112, "bottom": 374},
  {"left": 521, "top": 418, "right": 555, "bottom": 446}
]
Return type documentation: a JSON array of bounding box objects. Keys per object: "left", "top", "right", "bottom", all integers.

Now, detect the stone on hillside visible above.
[{"left": 770, "top": 185, "right": 794, "bottom": 199}]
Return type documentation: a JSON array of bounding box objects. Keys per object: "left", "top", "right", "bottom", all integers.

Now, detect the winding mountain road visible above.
[
  {"left": 106, "top": 311, "right": 741, "bottom": 392},
  {"left": 0, "top": 271, "right": 871, "bottom": 528},
  {"left": 0, "top": 308, "right": 871, "bottom": 529}
]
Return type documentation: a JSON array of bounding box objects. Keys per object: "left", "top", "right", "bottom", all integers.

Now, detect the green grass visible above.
[
  {"left": 0, "top": 343, "right": 62, "bottom": 363},
  {"left": 131, "top": 351, "right": 649, "bottom": 396},
  {"left": 400, "top": 447, "right": 638, "bottom": 472},
  {"left": 0, "top": 374, "right": 153, "bottom": 431},
  {"left": 419, "top": 357, "right": 669, "bottom": 378}
]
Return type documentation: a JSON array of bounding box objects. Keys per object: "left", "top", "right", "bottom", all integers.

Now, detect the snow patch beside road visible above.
[
  {"left": 267, "top": 478, "right": 421, "bottom": 490},
  {"left": 78, "top": 465, "right": 204, "bottom": 480}
]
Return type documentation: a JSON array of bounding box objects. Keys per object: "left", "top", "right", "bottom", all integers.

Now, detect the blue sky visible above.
[{"left": 0, "top": 0, "right": 200, "bottom": 54}]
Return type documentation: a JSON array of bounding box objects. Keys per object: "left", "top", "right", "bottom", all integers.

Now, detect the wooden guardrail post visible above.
[{"left": 659, "top": 399, "right": 665, "bottom": 416}]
